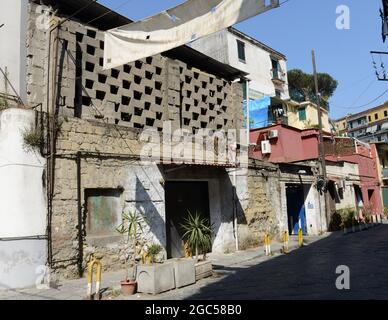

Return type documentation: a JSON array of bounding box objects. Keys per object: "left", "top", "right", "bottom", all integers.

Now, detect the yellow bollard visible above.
[
  {"left": 264, "top": 233, "right": 271, "bottom": 256},
  {"left": 298, "top": 228, "right": 303, "bottom": 247},
  {"left": 87, "top": 256, "right": 102, "bottom": 300},
  {"left": 184, "top": 241, "right": 192, "bottom": 258},
  {"left": 282, "top": 231, "right": 289, "bottom": 253}
]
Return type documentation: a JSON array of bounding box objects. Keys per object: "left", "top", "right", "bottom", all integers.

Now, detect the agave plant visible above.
[
  {"left": 116, "top": 210, "right": 146, "bottom": 281},
  {"left": 181, "top": 211, "right": 212, "bottom": 261}
]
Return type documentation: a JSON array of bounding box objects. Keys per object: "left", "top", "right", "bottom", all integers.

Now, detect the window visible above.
[
  {"left": 368, "top": 116, "right": 372, "bottom": 122},
  {"left": 271, "top": 59, "right": 279, "bottom": 79},
  {"left": 357, "top": 119, "right": 361, "bottom": 125},
  {"left": 298, "top": 107, "right": 306, "bottom": 121},
  {"left": 375, "top": 113, "right": 379, "bottom": 120},
  {"left": 385, "top": 110, "right": 388, "bottom": 117},
  {"left": 237, "top": 40, "right": 246, "bottom": 62},
  {"left": 349, "top": 122, "right": 353, "bottom": 129}
]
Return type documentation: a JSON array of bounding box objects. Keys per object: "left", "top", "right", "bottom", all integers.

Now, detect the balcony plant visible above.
[{"left": 116, "top": 210, "right": 145, "bottom": 295}]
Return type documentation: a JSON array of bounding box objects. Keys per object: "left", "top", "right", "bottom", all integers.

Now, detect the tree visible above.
[{"left": 287, "top": 69, "right": 338, "bottom": 109}]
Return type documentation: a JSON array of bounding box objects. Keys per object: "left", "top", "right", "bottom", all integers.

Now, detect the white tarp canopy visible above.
[{"left": 103, "top": 0, "right": 279, "bottom": 69}]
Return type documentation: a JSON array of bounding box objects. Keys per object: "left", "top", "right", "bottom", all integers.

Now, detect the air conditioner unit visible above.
[
  {"left": 261, "top": 140, "right": 271, "bottom": 154},
  {"left": 268, "top": 130, "right": 279, "bottom": 139}
]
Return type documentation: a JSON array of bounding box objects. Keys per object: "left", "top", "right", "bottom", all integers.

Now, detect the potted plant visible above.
[
  {"left": 146, "top": 243, "right": 163, "bottom": 264},
  {"left": 116, "top": 210, "right": 145, "bottom": 295},
  {"left": 181, "top": 211, "right": 213, "bottom": 281}
]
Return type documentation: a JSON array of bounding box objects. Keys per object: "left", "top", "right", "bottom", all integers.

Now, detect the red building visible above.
[{"left": 249, "top": 123, "right": 383, "bottom": 216}]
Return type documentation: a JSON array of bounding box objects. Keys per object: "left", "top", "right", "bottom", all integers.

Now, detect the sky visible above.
[{"left": 98, "top": 0, "right": 388, "bottom": 120}]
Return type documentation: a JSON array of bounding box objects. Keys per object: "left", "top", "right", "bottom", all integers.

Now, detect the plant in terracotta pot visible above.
[
  {"left": 181, "top": 211, "right": 213, "bottom": 262},
  {"left": 116, "top": 210, "right": 145, "bottom": 295}
]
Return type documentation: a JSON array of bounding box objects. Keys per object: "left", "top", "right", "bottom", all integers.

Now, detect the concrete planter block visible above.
[
  {"left": 195, "top": 260, "right": 213, "bottom": 281},
  {"left": 172, "top": 258, "right": 196, "bottom": 288},
  {"left": 136, "top": 262, "right": 175, "bottom": 294}
]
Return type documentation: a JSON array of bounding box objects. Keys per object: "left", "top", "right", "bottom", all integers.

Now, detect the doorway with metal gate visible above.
[
  {"left": 286, "top": 184, "right": 307, "bottom": 235},
  {"left": 164, "top": 181, "right": 211, "bottom": 259}
]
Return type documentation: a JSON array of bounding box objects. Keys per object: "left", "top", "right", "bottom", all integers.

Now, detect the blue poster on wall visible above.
[{"left": 243, "top": 96, "right": 271, "bottom": 129}]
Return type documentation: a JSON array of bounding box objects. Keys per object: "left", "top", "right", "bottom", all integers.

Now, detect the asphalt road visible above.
[{"left": 188, "top": 224, "right": 388, "bottom": 300}]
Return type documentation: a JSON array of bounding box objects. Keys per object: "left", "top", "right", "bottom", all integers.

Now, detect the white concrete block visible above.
[{"left": 137, "top": 262, "right": 175, "bottom": 294}]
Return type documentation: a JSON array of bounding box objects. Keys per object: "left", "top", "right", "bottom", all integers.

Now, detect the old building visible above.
[
  {"left": 192, "top": 27, "right": 292, "bottom": 128},
  {"left": 0, "top": 0, "right": 291, "bottom": 288},
  {"left": 249, "top": 123, "right": 383, "bottom": 230},
  {"left": 335, "top": 103, "right": 388, "bottom": 142},
  {"left": 372, "top": 142, "right": 388, "bottom": 208},
  {"left": 287, "top": 101, "right": 331, "bottom": 132}
]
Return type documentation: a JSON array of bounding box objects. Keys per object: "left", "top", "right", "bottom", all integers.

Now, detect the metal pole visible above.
[
  {"left": 312, "top": 50, "right": 329, "bottom": 226},
  {"left": 246, "top": 80, "right": 250, "bottom": 146}
]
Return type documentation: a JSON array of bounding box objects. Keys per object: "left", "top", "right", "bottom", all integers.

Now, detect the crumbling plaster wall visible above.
[
  {"left": 25, "top": 3, "right": 245, "bottom": 278},
  {"left": 53, "top": 117, "right": 242, "bottom": 278},
  {"left": 235, "top": 162, "right": 282, "bottom": 248}
]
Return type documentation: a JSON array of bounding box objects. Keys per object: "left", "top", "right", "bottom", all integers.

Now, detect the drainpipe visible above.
[
  {"left": 233, "top": 169, "right": 239, "bottom": 251},
  {"left": 76, "top": 152, "right": 83, "bottom": 277}
]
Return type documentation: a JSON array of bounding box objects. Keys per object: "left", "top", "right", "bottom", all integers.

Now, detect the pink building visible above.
[{"left": 249, "top": 123, "right": 383, "bottom": 216}]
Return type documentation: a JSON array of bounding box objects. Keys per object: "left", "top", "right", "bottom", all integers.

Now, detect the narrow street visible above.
[
  {"left": 186, "top": 224, "right": 388, "bottom": 300},
  {"left": 0, "top": 225, "right": 387, "bottom": 300}
]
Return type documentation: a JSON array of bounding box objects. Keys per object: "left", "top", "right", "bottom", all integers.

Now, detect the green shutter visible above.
[
  {"left": 298, "top": 107, "right": 306, "bottom": 121},
  {"left": 383, "top": 187, "right": 388, "bottom": 207}
]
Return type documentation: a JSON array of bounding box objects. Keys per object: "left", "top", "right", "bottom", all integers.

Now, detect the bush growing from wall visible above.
[{"left": 22, "top": 127, "right": 43, "bottom": 151}]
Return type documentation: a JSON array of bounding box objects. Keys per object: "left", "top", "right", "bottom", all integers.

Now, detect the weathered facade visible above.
[{"left": 21, "top": 1, "right": 254, "bottom": 279}]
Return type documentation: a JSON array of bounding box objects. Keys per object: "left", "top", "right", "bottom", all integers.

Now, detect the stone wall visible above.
[
  {"left": 236, "top": 161, "right": 282, "bottom": 249},
  {"left": 52, "top": 116, "right": 243, "bottom": 278}
]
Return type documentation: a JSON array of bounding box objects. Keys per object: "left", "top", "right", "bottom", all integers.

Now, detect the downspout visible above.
[
  {"left": 76, "top": 152, "right": 83, "bottom": 277},
  {"left": 233, "top": 169, "right": 238, "bottom": 251}
]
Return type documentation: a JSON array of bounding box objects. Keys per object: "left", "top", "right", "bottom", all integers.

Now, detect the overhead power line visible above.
[
  {"left": 332, "top": 88, "right": 388, "bottom": 110},
  {"left": 85, "top": 0, "right": 135, "bottom": 26}
]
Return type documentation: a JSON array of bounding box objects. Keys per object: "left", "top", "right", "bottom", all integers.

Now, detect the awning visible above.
[
  {"left": 382, "top": 122, "right": 388, "bottom": 130},
  {"left": 104, "top": 0, "right": 279, "bottom": 68},
  {"left": 370, "top": 125, "right": 378, "bottom": 133}
]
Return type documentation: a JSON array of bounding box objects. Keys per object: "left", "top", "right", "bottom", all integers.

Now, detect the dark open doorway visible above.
[
  {"left": 286, "top": 184, "right": 307, "bottom": 235},
  {"left": 165, "top": 181, "right": 211, "bottom": 259}
]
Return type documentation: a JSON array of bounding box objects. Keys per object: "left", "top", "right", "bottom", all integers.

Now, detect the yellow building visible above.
[
  {"left": 287, "top": 101, "right": 330, "bottom": 132},
  {"left": 333, "top": 116, "right": 349, "bottom": 136},
  {"left": 367, "top": 103, "right": 388, "bottom": 124}
]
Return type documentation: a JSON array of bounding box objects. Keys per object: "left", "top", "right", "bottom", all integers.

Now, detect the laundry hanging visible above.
[{"left": 103, "top": 0, "right": 279, "bottom": 69}]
